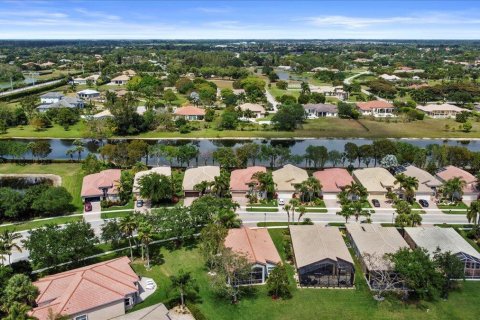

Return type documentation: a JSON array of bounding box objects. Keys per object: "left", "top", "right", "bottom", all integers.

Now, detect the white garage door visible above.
[
  {"left": 415, "top": 193, "right": 431, "bottom": 201},
  {"left": 277, "top": 192, "right": 293, "bottom": 200},
  {"left": 323, "top": 193, "right": 337, "bottom": 200}
]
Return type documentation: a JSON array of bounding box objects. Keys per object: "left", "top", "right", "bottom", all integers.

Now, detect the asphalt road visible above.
[{"left": 0, "top": 79, "right": 63, "bottom": 97}]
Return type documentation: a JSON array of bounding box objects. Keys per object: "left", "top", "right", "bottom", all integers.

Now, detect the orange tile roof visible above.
[
  {"left": 31, "top": 257, "right": 139, "bottom": 320},
  {"left": 436, "top": 165, "right": 478, "bottom": 193},
  {"left": 356, "top": 100, "right": 393, "bottom": 111},
  {"left": 313, "top": 168, "right": 353, "bottom": 193},
  {"left": 174, "top": 105, "right": 206, "bottom": 116},
  {"left": 224, "top": 227, "right": 281, "bottom": 265},
  {"left": 81, "top": 169, "right": 121, "bottom": 198},
  {"left": 230, "top": 166, "right": 266, "bottom": 191}
]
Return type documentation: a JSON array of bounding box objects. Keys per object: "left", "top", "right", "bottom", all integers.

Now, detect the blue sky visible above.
[{"left": 2, "top": 1, "right": 480, "bottom": 39}]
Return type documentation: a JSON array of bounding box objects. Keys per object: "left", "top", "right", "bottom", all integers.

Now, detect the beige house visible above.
[
  {"left": 182, "top": 166, "right": 220, "bottom": 198},
  {"left": 404, "top": 227, "right": 480, "bottom": 279},
  {"left": 346, "top": 224, "right": 408, "bottom": 289},
  {"left": 417, "top": 104, "right": 469, "bottom": 119},
  {"left": 290, "top": 225, "right": 355, "bottom": 287},
  {"left": 352, "top": 167, "right": 396, "bottom": 196},
  {"left": 238, "top": 103, "right": 266, "bottom": 118},
  {"left": 133, "top": 167, "right": 172, "bottom": 197},
  {"left": 111, "top": 74, "right": 130, "bottom": 85},
  {"left": 272, "top": 164, "right": 309, "bottom": 199},
  {"left": 30, "top": 257, "right": 139, "bottom": 320},
  {"left": 393, "top": 165, "right": 442, "bottom": 201}
]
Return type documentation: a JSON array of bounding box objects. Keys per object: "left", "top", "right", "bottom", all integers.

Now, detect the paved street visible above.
[{"left": 0, "top": 79, "right": 63, "bottom": 97}]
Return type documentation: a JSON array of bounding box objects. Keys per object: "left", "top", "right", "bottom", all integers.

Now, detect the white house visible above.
[
  {"left": 356, "top": 101, "right": 396, "bottom": 117},
  {"left": 417, "top": 104, "right": 469, "bottom": 119},
  {"left": 303, "top": 103, "right": 338, "bottom": 118},
  {"left": 379, "top": 74, "right": 401, "bottom": 82},
  {"left": 40, "top": 92, "right": 64, "bottom": 104},
  {"left": 77, "top": 89, "right": 101, "bottom": 99}
]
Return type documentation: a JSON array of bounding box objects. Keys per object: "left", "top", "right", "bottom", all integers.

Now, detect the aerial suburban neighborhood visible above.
[{"left": 1, "top": 0, "right": 480, "bottom": 319}]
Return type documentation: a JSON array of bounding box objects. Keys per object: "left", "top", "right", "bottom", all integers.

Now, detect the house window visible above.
[
  {"left": 75, "top": 315, "right": 88, "bottom": 320},
  {"left": 125, "top": 297, "right": 132, "bottom": 306}
]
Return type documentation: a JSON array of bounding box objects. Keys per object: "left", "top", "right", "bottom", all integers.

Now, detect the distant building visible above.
[
  {"left": 272, "top": 164, "right": 309, "bottom": 200},
  {"left": 313, "top": 168, "right": 353, "bottom": 200},
  {"left": 392, "top": 165, "right": 442, "bottom": 201},
  {"left": 352, "top": 167, "right": 396, "bottom": 196},
  {"left": 182, "top": 166, "right": 220, "bottom": 198},
  {"left": 37, "top": 92, "right": 84, "bottom": 113},
  {"left": 230, "top": 166, "right": 267, "bottom": 204},
  {"left": 111, "top": 74, "right": 130, "bottom": 85},
  {"left": 417, "top": 104, "right": 469, "bottom": 119},
  {"left": 303, "top": 103, "right": 338, "bottom": 118},
  {"left": 356, "top": 100, "right": 395, "bottom": 117},
  {"left": 78, "top": 89, "right": 101, "bottom": 99},
  {"left": 40, "top": 92, "right": 64, "bottom": 104},
  {"left": 379, "top": 74, "right": 401, "bottom": 82},
  {"left": 72, "top": 74, "right": 100, "bottom": 85},
  {"left": 133, "top": 167, "right": 172, "bottom": 198},
  {"left": 436, "top": 165, "right": 479, "bottom": 201},
  {"left": 174, "top": 105, "right": 206, "bottom": 121},
  {"left": 238, "top": 103, "right": 266, "bottom": 118}
]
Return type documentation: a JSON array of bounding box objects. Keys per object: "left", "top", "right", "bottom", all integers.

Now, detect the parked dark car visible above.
[
  {"left": 371, "top": 199, "right": 380, "bottom": 207},
  {"left": 419, "top": 199, "right": 429, "bottom": 208},
  {"left": 84, "top": 202, "right": 92, "bottom": 212},
  {"left": 136, "top": 200, "right": 144, "bottom": 208}
]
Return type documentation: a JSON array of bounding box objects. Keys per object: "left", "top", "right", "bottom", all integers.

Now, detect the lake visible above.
[{"left": 2, "top": 138, "right": 478, "bottom": 166}]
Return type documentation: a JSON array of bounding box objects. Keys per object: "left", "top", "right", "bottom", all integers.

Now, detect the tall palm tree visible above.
[
  {"left": 297, "top": 206, "right": 307, "bottom": 222},
  {"left": 252, "top": 171, "right": 276, "bottom": 200},
  {"left": 467, "top": 200, "right": 480, "bottom": 225},
  {"left": 194, "top": 180, "right": 213, "bottom": 197},
  {"left": 73, "top": 139, "right": 85, "bottom": 161},
  {"left": 212, "top": 170, "right": 231, "bottom": 198},
  {"left": 289, "top": 199, "right": 300, "bottom": 223},
  {"left": 119, "top": 215, "right": 138, "bottom": 261},
  {"left": 343, "top": 182, "right": 368, "bottom": 202},
  {"left": 394, "top": 173, "right": 419, "bottom": 203},
  {"left": 170, "top": 269, "right": 197, "bottom": 310},
  {"left": 283, "top": 204, "right": 291, "bottom": 224},
  {"left": 0, "top": 230, "right": 22, "bottom": 265},
  {"left": 65, "top": 149, "right": 75, "bottom": 162},
  {"left": 138, "top": 221, "right": 153, "bottom": 269},
  {"left": 442, "top": 177, "right": 467, "bottom": 202},
  {"left": 306, "top": 176, "right": 322, "bottom": 202}
]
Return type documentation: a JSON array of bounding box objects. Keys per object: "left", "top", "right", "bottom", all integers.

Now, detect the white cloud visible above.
[{"left": 75, "top": 8, "right": 120, "bottom": 20}]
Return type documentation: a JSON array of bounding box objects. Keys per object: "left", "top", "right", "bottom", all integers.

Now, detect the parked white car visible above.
[{"left": 278, "top": 199, "right": 285, "bottom": 206}]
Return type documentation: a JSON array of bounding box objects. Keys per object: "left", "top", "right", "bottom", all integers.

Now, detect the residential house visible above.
[
  {"left": 416, "top": 104, "right": 469, "bottom": 119},
  {"left": 78, "top": 89, "right": 101, "bottom": 100},
  {"left": 290, "top": 225, "right": 355, "bottom": 287},
  {"left": 110, "top": 303, "right": 171, "bottom": 320},
  {"left": 30, "top": 257, "right": 140, "bottom": 320},
  {"left": 81, "top": 169, "right": 121, "bottom": 202},
  {"left": 224, "top": 227, "right": 281, "bottom": 284},
  {"left": 352, "top": 167, "right": 396, "bottom": 197},
  {"left": 392, "top": 165, "right": 442, "bottom": 201},
  {"left": 230, "top": 166, "right": 267, "bottom": 204},
  {"left": 174, "top": 105, "right": 206, "bottom": 121},
  {"left": 272, "top": 164, "right": 309, "bottom": 199},
  {"left": 40, "top": 92, "right": 64, "bottom": 104},
  {"left": 72, "top": 74, "right": 100, "bottom": 85},
  {"left": 303, "top": 103, "right": 338, "bottom": 118},
  {"left": 182, "top": 166, "right": 220, "bottom": 198},
  {"left": 404, "top": 227, "right": 480, "bottom": 279},
  {"left": 379, "top": 74, "right": 401, "bottom": 82},
  {"left": 436, "top": 165, "right": 479, "bottom": 201},
  {"left": 356, "top": 101, "right": 395, "bottom": 117},
  {"left": 313, "top": 168, "right": 354, "bottom": 200},
  {"left": 346, "top": 224, "right": 408, "bottom": 289},
  {"left": 133, "top": 167, "right": 172, "bottom": 198},
  {"left": 37, "top": 96, "right": 84, "bottom": 113},
  {"left": 111, "top": 74, "right": 130, "bottom": 85},
  {"left": 122, "top": 69, "right": 137, "bottom": 77},
  {"left": 238, "top": 103, "right": 266, "bottom": 118}
]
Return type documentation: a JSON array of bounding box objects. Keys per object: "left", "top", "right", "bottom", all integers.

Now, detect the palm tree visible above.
[
  {"left": 138, "top": 221, "right": 153, "bottom": 269},
  {"left": 337, "top": 202, "right": 354, "bottom": 223},
  {"left": 0, "top": 230, "right": 22, "bottom": 265},
  {"left": 283, "top": 204, "right": 291, "bottom": 224},
  {"left": 343, "top": 182, "right": 368, "bottom": 202},
  {"left": 252, "top": 171, "right": 276, "bottom": 200},
  {"left": 467, "top": 201, "right": 480, "bottom": 225},
  {"left": 394, "top": 173, "right": 419, "bottom": 203},
  {"left": 297, "top": 206, "right": 307, "bottom": 222},
  {"left": 72, "top": 139, "right": 85, "bottom": 161},
  {"left": 2, "top": 302, "right": 31, "bottom": 320},
  {"left": 300, "top": 81, "right": 310, "bottom": 95},
  {"left": 215, "top": 209, "right": 242, "bottom": 228},
  {"left": 289, "top": 199, "right": 300, "bottom": 223},
  {"left": 119, "top": 215, "right": 138, "bottom": 261},
  {"left": 194, "top": 180, "right": 213, "bottom": 197},
  {"left": 306, "top": 176, "right": 322, "bottom": 202},
  {"left": 441, "top": 177, "right": 467, "bottom": 202},
  {"left": 65, "top": 149, "right": 75, "bottom": 162},
  {"left": 212, "top": 170, "right": 231, "bottom": 198},
  {"left": 170, "top": 269, "right": 197, "bottom": 310}
]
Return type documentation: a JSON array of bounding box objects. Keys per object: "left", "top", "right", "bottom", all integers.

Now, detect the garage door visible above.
[
  {"left": 323, "top": 193, "right": 337, "bottom": 200},
  {"left": 85, "top": 197, "right": 101, "bottom": 202},
  {"left": 415, "top": 193, "right": 431, "bottom": 201},
  {"left": 277, "top": 192, "right": 293, "bottom": 200}
]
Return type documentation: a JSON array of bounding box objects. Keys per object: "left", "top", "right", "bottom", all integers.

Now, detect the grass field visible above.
[
  {"left": 0, "top": 215, "right": 82, "bottom": 232},
  {"left": 0, "top": 163, "right": 84, "bottom": 211},
  {"left": 437, "top": 202, "right": 469, "bottom": 214},
  {"left": 130, "top": 231, "right": 480, "bottom": 320},
  {"left": 3, "top": 114, "right": 480, "bottom": 139}
]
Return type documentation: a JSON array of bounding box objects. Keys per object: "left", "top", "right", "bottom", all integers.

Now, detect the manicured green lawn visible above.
[
  {"left": 1, "top": 122, "right": 86, "bottom": 138},
  {"left": 437, "top": 202, "right": 468, "bottom": 214},
  {"left": 102, "top": 200, "right": 134, "bottom": 212},
  {"left": 247, "top": 199, "right": 278, "bottom": 207},
  {"left": 0, "top": 215, "right": 82, "bottom": 232},
  {"left": 101, "top": 211, "right": 132, "bottom": 220},
  {"left": 0, "top": 163, "right": 84, "bottom": 211},
  {"left": 131, "top": 233, "right": 480, "bottom": 320}
]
